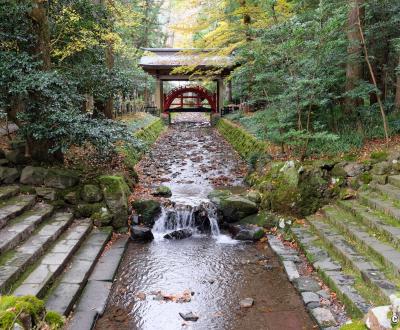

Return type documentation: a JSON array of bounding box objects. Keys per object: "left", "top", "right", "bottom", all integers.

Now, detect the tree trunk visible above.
[
  {"left": 29, "top": 0, "right": 51, "bottom": 70},
  {"left": 345, "top": 0, "right": 364, "bottom": 115},
  {"left": 396, "top": 56, "right": 400, "bottom": 112}
]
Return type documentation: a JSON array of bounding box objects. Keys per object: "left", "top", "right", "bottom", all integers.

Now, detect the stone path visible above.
[
  {"left": 0, "top": 184, "right": 127, "bottom": 328},
  {"left": 292, "top": 174, "right": 400, "bottom": 317}
]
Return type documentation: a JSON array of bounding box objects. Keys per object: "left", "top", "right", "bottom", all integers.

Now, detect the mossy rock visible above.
[
  {"left": 81, "top": 184, "right": 102, "bottom": 203},
  {"left": 245, "top": 190, "right": 262, "bottom": 204},
  {"left": 371, "top": 161, "right": 391, "bottom": 175},
  {"left": 91, "top": 207, "right": 113, "bottom": 227},
  {"left": 331, "top": 163, "right": 347, "bottom": 178},
  {"left": 217, "top": 195, "right": 258, "bottom": 223},
  {"left": 238, "top": 211, "right": 277, "bottom": 228},
  {"left": 152, "top": 185, "right": 172, "bottom": 197},
  {"left": 74, "top": 203, "right": 104, "bottom": 218},
  {"left": 208, "top": 189, "right": 232, "bottom": 204},
  {"left": 45, "top": 311, "right": 65, "bottom": 329},
  {"left": 20, "top": 166, "right": 48, "bottom": 185},
  {"left": 45, "top": 168, "right": 80, "bottom": 189},
  {"left": 131, "top": 199, "right": 161, "bottom": 227},
  {"left": 99, "top": 175, "right": 131, "bottom": 229}
]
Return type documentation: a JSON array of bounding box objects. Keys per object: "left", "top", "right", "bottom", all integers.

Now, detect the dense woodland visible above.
[{"left": 1, "top": 0, "right": 400, "bottom": 160}]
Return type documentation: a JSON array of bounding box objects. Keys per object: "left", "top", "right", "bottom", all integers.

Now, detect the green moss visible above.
[
  {"left": 339, "top": 320, "right": 367, "bottom": 330},
  {"left": 45, "top": 311, "right": 65, "bottom": 329},
  {"left": 238, "top": 211, "right": 276, "bottom": 227},
  {"left": 371, "top": 151, "right": 389, "bottom": 162},
  {"left": 359, "top": 172, "right": 372, "bottom": 184},
  {"left": 0, "top": 295, "right": 54, "bottom": 329},
  {"left": 99, "top": 175, "right": 130, "bottom": 196},
  {"left": 0, "top": 310, "right": 18, "bottom": 329},
  {"left": 19, "top": 185, "right": 36, "bottom": 194},
  {"left": 74, "top": 202, "right": 104, "bottom": 218},
  {"left": 120, "top": 119, "right": 165, "bottom": 168},
  {"left": 215, "top": 119, "right": 268, "bottom": 161}
]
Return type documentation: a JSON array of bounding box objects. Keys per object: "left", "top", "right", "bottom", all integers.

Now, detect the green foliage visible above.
[{"left": 0, "top": 0, "right": 163, "bottom": 160}]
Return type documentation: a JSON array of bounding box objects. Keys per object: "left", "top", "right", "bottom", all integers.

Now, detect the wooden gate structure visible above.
[{"left": 139, "top": 48, "right": 235, "bottom": 114}]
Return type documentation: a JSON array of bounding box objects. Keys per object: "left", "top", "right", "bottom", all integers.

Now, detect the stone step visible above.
[
  {"left": 338, "top": 200, "right": 400, "bottom": 249},
  {"left": 359, "top": 192, "right": 400, "bottom": 221},
  {"left": 0, "top": 185, "right": 20, "bottom": 201},
  {"left": 13, "top": 220, "right": 93, "bottom": 298},
  {"left": 65, "top": 236, "right": 128, "bottom": 330},
  {"left": 0, "top": 212, "right": 73, "bottom": 294},
  {"left": 308, "top": 214, "right": 397, "bottom": 301},
  {"left": 370, "top": 182, "right": 400, "bottom": 200},
  {"left": 45, "top": 227, "right": 112, "bottom": 315},
  {"left": 0, "top": 203, "right": 54, "bottom": 255},
  {"left": 292, "top": 225, "right": 371, "bottom": 317},
  {"left": 388, "top": 175, "right": 400, "bottom": 189},
  {"left": 0, "top": 194, "right": 36, "bottom": 229},
  {"left": 323, "top": 205, "right": 400, "bottom": 279}
]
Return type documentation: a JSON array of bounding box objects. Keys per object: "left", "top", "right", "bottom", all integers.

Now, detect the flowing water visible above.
[{"left": 95, "top": 114, "right": 315, "bottom": 330}]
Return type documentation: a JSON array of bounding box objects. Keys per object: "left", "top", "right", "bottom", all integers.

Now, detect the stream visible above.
[{"left": 95, "top": 113, "right": 315, "bottom": 330}]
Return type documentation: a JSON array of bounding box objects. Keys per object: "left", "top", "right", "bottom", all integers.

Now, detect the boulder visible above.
[
  {"left": 81, "top": 184, "right": 102, "bottom": 203},
  {"left": 130, "top": 225, "right": 154, "bottom": 241},
  {"left": 0, "top": 166, "right": 19, "bottom": 183},
  {"left": 20, "top": 166, "right": 48, "bottom": 185},
  {"left": 245, "top": 191, "right": 262, "bottom": 204},
  {"left": 5, "top": 149, "right": 29, "bottom": 165},
  {"left": 151, "top": 185, "right": 172, "bottom": 197},
  {"left": 234, "top": 225, "right": 264, "bottom": 241},
  {"left": 164, "top": 228, "right": 193, "bottom": 240},
  {"left": 64, "top": 191, "right": 78, "bottom": 205},
  {"left": 131, "top": 200, "right": 162, "bottom": 227},
  {"left": 45, "top": 169, "right": 80, "bottom": 189},
  {"left": 372, "top": 161, "right": 391, "bottom": 175},
  {"left": 238, "top": 211, "right": 277, "bottom": 228},
  {"left": 217, "top": 195, "right": 258, "bottom": 223},
  {"left": 208, "top": 190, "right": 232, "bottom": 204},
  {"left": 92, "top": 207, "right": 113, "bottom": 227},
  {"left": 279, "top": 160, "right": 299, "bottom": 185},
  {"left": 99, "top": 175, "right": 131, "bottom": 229},
  {"left": 74, "top": 203, "right": 103, "bottom": 218},
  {"left": 343, "top": 163, "right": 364, "bottom": 177},
  {"left": 35, "top": 187, "right": 57, "bottom": 201},
  {"left": 331, "top": 162, "right": 347, "bottom": 178}
]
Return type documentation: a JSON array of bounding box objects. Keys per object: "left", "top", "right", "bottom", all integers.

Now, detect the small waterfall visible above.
[{"left": 153, "top": 202, "right": 220, "bottom": 237}]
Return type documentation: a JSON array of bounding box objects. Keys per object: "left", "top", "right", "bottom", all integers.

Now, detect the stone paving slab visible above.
[
  {"left": 309, "top": 215, "right": 397, "bottom": 300},
  {"left": 339, "top": 200, "right": 400, "bottom": 248},
  {"left": 13, "top": 220, "right": 92, "bottom": 298},
  {"left": 0, "top": 212, "right": 73, "bottom": 293},
  {"left": 359, "top": 192, "right": 400, "bottom": 221},
  {"left": 45, "top": 228, "right": 112, "bottom": 315},
  {"left": 324, "top": 206, "right": 400, "bottom": 279},
  {"left": 89, "top": 236, "right": 128, "bottom": 282},
  {"left": 0, "top": 203, "right": 54, "bottom": 254},
  {"left": 388, "top": 175, "right": 400, "bottom": 189},
  {"left": 0, "top": 185, "right": 20, "bottom": 201},
  {"left": 292, "top": 225, "right": 371, "bottom": 317},
  {"left": 0, "top": 194, "right": 36, "bottom": 228},
  {"left": 64, "top": 236, "right": 128, "bottom": 329}
]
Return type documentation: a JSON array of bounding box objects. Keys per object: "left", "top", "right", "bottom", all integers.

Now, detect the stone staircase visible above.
[
  {"left": 293, "top": 175, "right": 400, "bottom": 318},
  {"left": 0, "top": 184, "right": 128, "bottom": 329}
]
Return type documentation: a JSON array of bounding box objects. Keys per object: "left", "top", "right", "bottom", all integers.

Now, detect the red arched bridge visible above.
[{"left": 163, "top": 85, "right": 217, "bottom": 114}]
